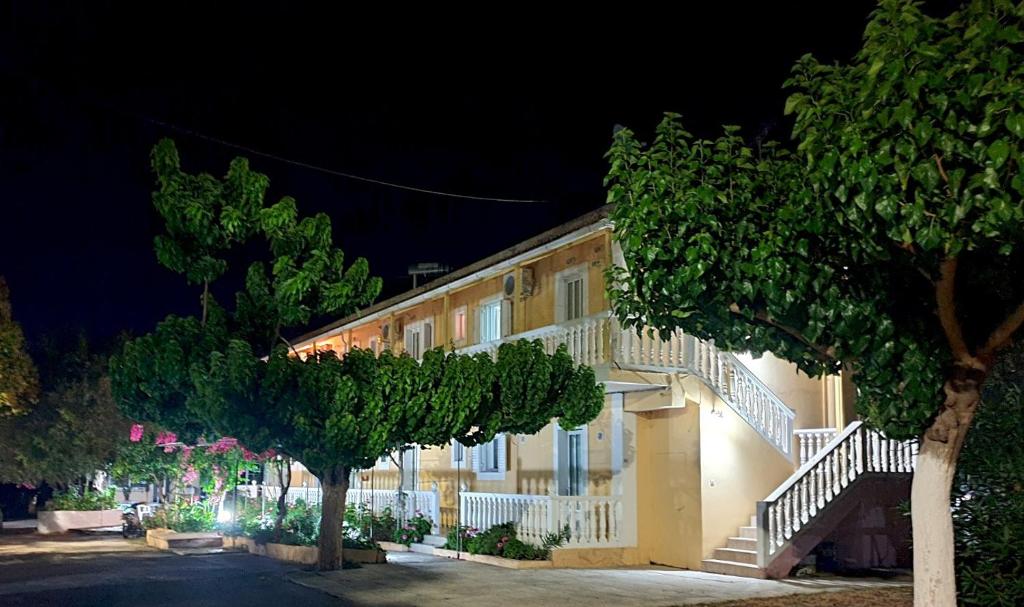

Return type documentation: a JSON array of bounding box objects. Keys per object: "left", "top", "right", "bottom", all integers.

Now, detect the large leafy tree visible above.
[
  {"left": 605, "top": 2, "right": 1024, "bottom": 604},
  {"left": 0, "top": 277, "right": 38, "bottom": 416},
  {"left": 0, "top": 337, "right": 127, "bottom": 487},
  {"left": 112, "top": 140, "right": 604, "bottom": 570}
]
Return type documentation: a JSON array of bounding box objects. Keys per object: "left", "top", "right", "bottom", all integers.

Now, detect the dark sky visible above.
[{"left": 0, "top": 2, "right": 875, "bottom": 343}]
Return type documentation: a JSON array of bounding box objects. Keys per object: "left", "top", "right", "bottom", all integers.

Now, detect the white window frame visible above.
[
  {"left": 477, "top": 296, "right": 503, "bottom": 343},
  {"left": 404, "top": 318, "right": 433, "bottom": 359},
  {"left": 452, "top": 305, "right": 468, "bottom": 342},
  {"left": 472, "top": 433, "right": 506, "bottom": 481},
  {"left": 555, "top": 265, "right": 589, "bottom": 323},
  {"left": 376, "top": 453, "right": 390, "bottom": 470},
  {"left": 450, "top": 439, "right": 466, "bottom": 466},
  {"left": 553, "top": 422, "right": 589, "bottom": 496}
]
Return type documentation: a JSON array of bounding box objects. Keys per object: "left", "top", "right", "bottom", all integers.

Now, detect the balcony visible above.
[{"left": 455, "top": 313, "right": 796, "bottom": 458}]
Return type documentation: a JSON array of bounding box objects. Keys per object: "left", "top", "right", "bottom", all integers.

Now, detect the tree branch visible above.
[
  {"left": 935, "top": 258, "right": 970, "bottom": 361},
  {"left": 979, "top": 299, "right": 1024, "bottom": 358},
  {"left": 729, "top": 303, "right": 836, "bottom": 363},
  {"left": 934, "top": 154, "right": 950, "bottom": 185}
]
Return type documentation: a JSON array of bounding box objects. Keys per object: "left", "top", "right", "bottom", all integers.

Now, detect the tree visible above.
[
  {"left": 604, "top": 2, "right": 1024, "bottom": 604},
  {"left": 0, "top": 277, "right": 38, "bottom": 416},
  {"left": 0, "top": 337, "right": 126, "bottom": 487},
  {"left": 111, "top": 139, "right": 606, "bottom": 570}
]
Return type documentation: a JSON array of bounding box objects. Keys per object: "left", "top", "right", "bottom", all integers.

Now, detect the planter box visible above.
[
  {"left": 262, "top": 542, "right": 387, "bottom": 565},
  {"left": 37, "top": 509, "right": 123, "bottom": 534},
  {"left": 432, "top": 546, "right": 552, "bottom": 569},
  {"left": 145, "top": 528, "right": 223, "bottom": 550},
  {"left": 377, "top": 541, "right": 410, "bottom": 552}
]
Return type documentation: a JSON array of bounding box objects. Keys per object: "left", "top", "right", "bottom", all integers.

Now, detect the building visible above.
[{"left": 281, "top": 206, "right": 914, "bottom": 577}]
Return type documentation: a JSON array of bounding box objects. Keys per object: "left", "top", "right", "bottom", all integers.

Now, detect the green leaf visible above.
[{"left": 987, "top": 139, "right": 1011, "bottom": 168}]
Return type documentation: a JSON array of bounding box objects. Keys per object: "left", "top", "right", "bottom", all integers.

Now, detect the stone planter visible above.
[
  {"left": 432, "top": 547, "right": 552, "bottom": 569},
  {"left": 377, "top": 540, "right": 409, "bottom": 552},
  {"left": 145, "top": 528, "right": 223, "bottom": 550},
  {"left": 37, "top": 509, "right": 123, "bottom": 534},
  {"left": 262, "top": 542, "right": 387, "bottom": 565}
]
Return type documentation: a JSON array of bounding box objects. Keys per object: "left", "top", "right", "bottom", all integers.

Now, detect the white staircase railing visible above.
[
  {"left": 456, "top": 313, "right": 796, "bottom": 458},
  {"left": 795, "top": 428, "right": 839, "bottom": 466},
  {"left": 756, "top": 421, "right": 917, "bottom": 567},
  {"left": 459, "top": 491, "right": 625, "bottom": 548}
]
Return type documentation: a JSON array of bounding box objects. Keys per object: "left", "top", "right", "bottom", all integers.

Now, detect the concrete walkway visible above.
[{"left": 289, "top": 552, "right": 910, "bottom": 607}]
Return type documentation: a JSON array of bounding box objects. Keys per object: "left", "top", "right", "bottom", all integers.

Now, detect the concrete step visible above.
[
  {"left": 421, "top": 534, "right": 447, "bottom": 547},
  {"left": 738, "top": 526, "right": 757, "bottom": 540},
  {"left": 713, "top": 547, "right": 757, "bottom": 565},
  {"left": 727, "top": 536, "right": 758, "bottom": 551},
  {"left": 409, "top": 542, "right": 437, "bottom": 555},
  {"left": 701, "top": 558, "right": 767, "bottom": 579}
]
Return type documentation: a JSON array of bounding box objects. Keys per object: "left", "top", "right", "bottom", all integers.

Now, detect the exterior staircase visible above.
[{"left": 701, "top": 421, "right": 917, "bottom": 579}]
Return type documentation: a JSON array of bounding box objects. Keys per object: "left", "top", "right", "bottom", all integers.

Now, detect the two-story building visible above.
[{"left": 278, "top": 205, "right": 915, "bottom": 578}]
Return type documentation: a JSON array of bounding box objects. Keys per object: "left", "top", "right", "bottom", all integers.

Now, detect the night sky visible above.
[{"left": 0, "top": 2, "right": 875, "bottom": 344}]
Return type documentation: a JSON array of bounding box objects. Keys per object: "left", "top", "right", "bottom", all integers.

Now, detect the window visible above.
[
  {"left": 404, "top": 319, "right": 433, "bottom": 359},
  {"left": 369, "top": 336, "right": 379, "bottom": 356},
  {"left": 556, "top": 266, "right": 588, "bottom": 323},
  {"left": 450, "top": 439, "right": 465, "bottom": 466},
  {"left": 472, "top": 433, "right": 506, "bottom": 480},
  {"left": 453, "top": 306, "right": 468, "bottom": 342},
  {"left": 478, "top": 299, "right": 502, "bottom": 342},
  {"left": 376, "top": 454, "right": 390, "bottom": 470}
]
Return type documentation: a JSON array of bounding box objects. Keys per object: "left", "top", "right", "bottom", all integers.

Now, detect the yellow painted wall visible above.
[
  {"left": 732, "top": 351, "right": 831, "bottom": 430},
  {"left": 635, "top": 405, "right": 703, "bottom": 569},
  {"left": 697, "top": 385, "right": 797, "bottom": 558}
]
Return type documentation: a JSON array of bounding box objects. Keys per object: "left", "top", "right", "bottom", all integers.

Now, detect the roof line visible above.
[{"left": 291, "top": 205, "right": 613, "bottom": 346}]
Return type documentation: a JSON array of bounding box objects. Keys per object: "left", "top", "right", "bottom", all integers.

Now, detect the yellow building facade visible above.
[{"left": 280, "top": 206, "right": 913, "bottom": 577}]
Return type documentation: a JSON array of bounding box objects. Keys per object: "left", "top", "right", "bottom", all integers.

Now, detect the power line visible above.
[{"left": 143, "top": 116, "right": 549, "bottom": 204}]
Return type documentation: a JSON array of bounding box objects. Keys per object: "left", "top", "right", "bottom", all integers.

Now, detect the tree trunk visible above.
[
  {"left": 274, "top": 459, "right": 291, "bottom": 540},
  {"left": 317, "top": 465, "right": 350, "bottom": 571},
  {"left": 912, "top": 374, "right": 981, "bottom": 607}
]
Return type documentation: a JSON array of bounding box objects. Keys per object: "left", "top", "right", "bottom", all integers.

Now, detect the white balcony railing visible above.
[
  {"left": 456, "top": 313, "right": 796, "bottom": 458},
  {"left": 756, "top": 421, "right": 917, "bottom": 567},
  {"left": 795, "top": 428, "right": 839, "bottom": 466},
  {"left": 458, "top": 491, "right": 626, "bottom": 548}
]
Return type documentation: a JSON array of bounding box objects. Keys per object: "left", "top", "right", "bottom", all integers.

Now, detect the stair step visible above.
[
  {"left": 701, "top": 558, "right": 767, "bottom": 579},
  {"left": 727, "top": 536, "right": 758, "bottom": 550},
  {"left": 738, "top": 526, "right": 757, "bottom": 540},
  {"left": 421, "top": 534, "right": 447, "bottom": 547},
  {"left": 409, "top": 543, "right": 437, "bottom": 554},
  {"left": 713, "top": 547, "right": 757, "bottom": 565}
]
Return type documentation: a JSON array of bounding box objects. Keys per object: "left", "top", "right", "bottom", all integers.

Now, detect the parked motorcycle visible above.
[{"left": 121, "top": 506, "right": 144, "bottom": 539}]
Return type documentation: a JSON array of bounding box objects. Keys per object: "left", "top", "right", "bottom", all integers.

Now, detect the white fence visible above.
[
  {"left": 459, "top": 491, "right": 625, "bottom": 548},
  {"left": 259, "top": 485, "right": 440, "bottom": 533}
]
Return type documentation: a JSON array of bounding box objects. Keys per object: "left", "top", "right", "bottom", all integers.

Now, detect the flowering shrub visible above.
[
  {"left": 344, "top": 503, "right": 397, "bottom": 542},
  {"left": 143, "top": 500, "right": 216, "bottom": 532},
  {"left": 443, "top": 525, "right": 478, "bottom": 551},
  {"left": 460, "top": 522, "right": 570, "bottom": 560},
  {"left": 396, "top": 511, "right": 433, "bottom": 546},
  {"left": 129, "top": 424, "right": 144, "bottom": 442},
  {"left": 47, "top": 488, "right": 118, "bottom": 511}
]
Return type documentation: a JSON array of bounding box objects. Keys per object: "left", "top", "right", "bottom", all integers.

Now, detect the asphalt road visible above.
[{"left": 0, "top": 544, "right": 347, "bottom": 606}]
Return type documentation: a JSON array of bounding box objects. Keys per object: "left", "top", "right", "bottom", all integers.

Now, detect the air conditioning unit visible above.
[{"left": 503, "top": 273, "right": 516, "bottom": 297}]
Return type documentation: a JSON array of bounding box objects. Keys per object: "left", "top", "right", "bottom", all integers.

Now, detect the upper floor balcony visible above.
[{"left": 455, "top": 312, "right": 797, "bottom": 459}]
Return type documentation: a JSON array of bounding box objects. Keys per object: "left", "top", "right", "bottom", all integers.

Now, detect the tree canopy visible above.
[
  {"left": 605, "top": 2, "right": 1024, "bottom": 604},
  {"left": 0, "top": 277, "right": 38, "bottom": 416}
]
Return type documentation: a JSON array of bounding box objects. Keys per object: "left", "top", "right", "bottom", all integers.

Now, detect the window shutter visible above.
[
  {"left": 496, "top": 434, "right": 507, "bottom": 471},
  {"left": 500, "top": 299, "right": 512, "bottom": 337},
  {"left": 555, "top": 275, "right": 566, "bottom": 323},
  {"left": 470, "top": 446, "right": 479, "bottom": 472},
  {"left": 424, "top": 321, "right": 433, "bottom": 350}
]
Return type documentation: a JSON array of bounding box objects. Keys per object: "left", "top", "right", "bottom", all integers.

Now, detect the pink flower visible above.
[
  {"left": 182, "top": 466, "right": 199, "bottom": 485},
  {"left": 17, "top": 482, "right": 35, "bottom": 490},
  {"left": 129, "top": 424, "right": 144, "bottom": 442},
  {"left": 155, "top": 431, "right": 177, "bottom": 446},
  {"left": 180, "top": 446, "right": 193, "bottom": 463}
]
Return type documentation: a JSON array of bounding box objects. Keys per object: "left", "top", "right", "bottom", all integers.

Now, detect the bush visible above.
[
  {"left": 344, "top": 503, "right": 397, "bottom": 542},
  {"left": 501, "top": 537, "right": 548, "bottom": 560},
  {"left": 276, "top": 499, "right": 321, "bottom": 546},
  {"left": 461, "top": 521, "right": 569, "bottom": 560},
  {"left": 443, "top": 525, "right": 478, "bottom": 551},
  {"left": 953, "top": 346, "right": 1024, "bottom": 606},
  {"left": 466, "top": 522, "right": 517, "bottom": 556},
  {"left": 396, "top": 511, "right": 433, "bottom": 546},
  {"left": 47, "top": 488, "right": 118, "bottom": 511},
  {"left": 143, "top": 500, "right": 216, "bottom": 532}
]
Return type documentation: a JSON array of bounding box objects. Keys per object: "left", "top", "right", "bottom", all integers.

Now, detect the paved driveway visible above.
[{"left": 290, "top": 552, "right": 910, "bottom": 607}]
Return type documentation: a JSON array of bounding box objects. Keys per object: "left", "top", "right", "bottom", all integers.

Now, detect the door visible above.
[{"left": 555, "top": 424, "right": 587, "bottom": 496}]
